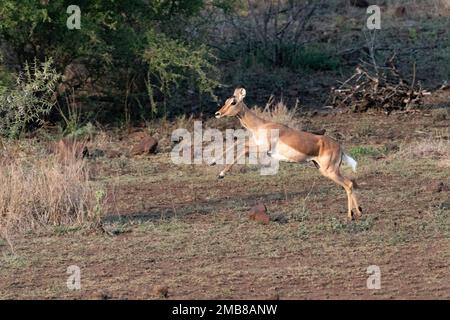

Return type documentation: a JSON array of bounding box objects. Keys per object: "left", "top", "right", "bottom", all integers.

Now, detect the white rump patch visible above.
[{"left": 342, "top": 153, "right": 357, "bottom": 172}]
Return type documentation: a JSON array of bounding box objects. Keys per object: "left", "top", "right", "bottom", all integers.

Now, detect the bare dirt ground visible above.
[{"left": 1, "top": 110, "right": 449, "bottom": 299}]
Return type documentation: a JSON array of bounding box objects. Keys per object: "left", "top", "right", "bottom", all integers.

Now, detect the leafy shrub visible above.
[
  {"left": 143, "top": 29, "right": 220, "bottom": 116},
  {"left": 0, "top": 58, "right": 60, "bottom": 138},
  {"left": 224, "top": 42, "right": 340, "bottom": 71},
  {"left": 0, "top": 1, "right": 215, "bottom": 119},
  {"left": 293, "top": 45, "right": 341, "bottom": 71}
]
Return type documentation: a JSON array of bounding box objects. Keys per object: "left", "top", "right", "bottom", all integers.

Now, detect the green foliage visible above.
[
  {"left": 321, "top": 217, "right": 373, "bottom": 234},
  {"left": 293, "top": 45, "right": 341, "bottom": 71},
  {"left": 225, "top": 42, "right": 340, "bottom": 71},
  {"left": 0, "top": 0, "right": 217, "bottom": 119},
  {"left": 347, "top": 146, "right": 386, "bottom": 160},
  {"left": 143, "top": 29, "right": 219, "bottom": 115},
  {"left": 0, "top": 58, "right": 60, "bottom": 138}
]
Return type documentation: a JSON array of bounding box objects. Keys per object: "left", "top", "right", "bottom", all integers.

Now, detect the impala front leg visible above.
[
  {"left": 218, "top": 141, "right": 250, "bottom": 179},
  {"left": 209, "top": 140, "right": 237, "bottom": 166}
]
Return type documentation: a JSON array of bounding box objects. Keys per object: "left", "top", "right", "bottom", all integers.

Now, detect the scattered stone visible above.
[
  {"left": 438, "top": 203, "right": 450, "bottom": 210},
  {"left": 253, "top": 212, "right": 270, "bottom": 224},
  {"left": 89, "top": 148, "right": 105, "bottom": 158},
  {"left": 131, "top": 134, "right": 158, "bottom": 156},
  {"left": 309, "top": 128, "right": 326, "bottom": 135},
  {"left": 249, "top": 203, "right": 267, "bottom": 216},
  {"left": 239, "top": 166, "right": 248, "bottom": 174},
  {"left": 270, "top": 213, "right": 289, "bottom": 224},
  {"left": 248, "top": 203, "right": 270, "bottom": 225},
  {"left": 153, "top": 285, "right": 169, "bottom": 298}
]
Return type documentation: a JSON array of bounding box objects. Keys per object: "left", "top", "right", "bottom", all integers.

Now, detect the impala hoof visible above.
[
  {"left": 351, "top": 209, "right": 362, "bottom": 220},
  {"left": 217, "top": 174, "right": 224, "bottom": 179},
  {"left": 347, "top": 211, "right": 355, "bottom": 222},
  {"left": 209, "top": 159, "right": 216, "bottom": 166}
]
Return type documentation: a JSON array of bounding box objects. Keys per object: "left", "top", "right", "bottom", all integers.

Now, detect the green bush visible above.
[
  {"left": 0, "top": 58, "right": 60, "bottom": 138},
  {"left": 0, "top": 0, "right": 217, "bottom": 119},
  {"left": 143, "top": 29, "right": 220, "bottom": 116},
  {"left": 223, "top": 42, "right": 340, "bottom": 72},
  {"left": 293, "top": 45, "right": 341, "bottom": 71}
]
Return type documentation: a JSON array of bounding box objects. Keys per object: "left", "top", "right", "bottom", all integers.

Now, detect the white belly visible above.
[
  {"left": 249, "top": 129, "right": 311, "bottom": 163},
  {"left": 271, "top": 141, "right": 311, "bottom": 163}
]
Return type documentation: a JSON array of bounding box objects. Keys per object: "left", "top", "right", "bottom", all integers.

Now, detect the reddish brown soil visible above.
[{"left": 1, "top": 111, "right": 449, "bottom": 299}]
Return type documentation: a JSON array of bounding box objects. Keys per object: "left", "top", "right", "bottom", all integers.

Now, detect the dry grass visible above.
[
  {"left": 396, "top": 137, "right": 450, "bottom": 160},
  {"left": 0, "top": 151, "right": 102, "bottom": 240},
  {"left": 251, "top": 96, "right": 301, "bottom": 128},
  {"left": 148, "top": 99, "right": 301, "bottom": 151}
]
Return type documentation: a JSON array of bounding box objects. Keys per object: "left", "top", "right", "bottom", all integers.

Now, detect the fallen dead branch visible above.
[{"left": 330, "top": 55, "right": 430, "bottom": 113}]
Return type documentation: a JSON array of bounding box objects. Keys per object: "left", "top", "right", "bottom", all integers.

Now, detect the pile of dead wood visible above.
[{"left": 330, "top": 56, "right": 430, "bottom": 113}]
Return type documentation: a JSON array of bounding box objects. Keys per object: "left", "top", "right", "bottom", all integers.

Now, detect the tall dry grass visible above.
[
  {"left": 394, "top": 135, "right": 450, "bottom": 167},
  {"left": 0, "top": 148, "right": 103, "bottom": 240},
  {"left": 252, "top": 96, "right": 301, "bottom": 128}
]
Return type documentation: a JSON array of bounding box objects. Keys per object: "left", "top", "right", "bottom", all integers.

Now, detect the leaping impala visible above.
[{"left": 214, "top": 87, "right": 362, "bottom": 221}]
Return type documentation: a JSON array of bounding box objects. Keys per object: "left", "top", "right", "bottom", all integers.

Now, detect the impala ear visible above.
[{"left": 234, "top": 87, "right": 246, "bottom": 102}]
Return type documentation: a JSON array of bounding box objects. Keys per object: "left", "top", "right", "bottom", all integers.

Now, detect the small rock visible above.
[
  {"left": 153, "top": 285, "right": 169, "bottom": 298},
  {"left": 89, "top": 148, "right": 105, "bottom": 158},
  {"left": 249, "top": 203, "right": 267, "bottom": 216},
  {"left": 252, "top": 212, "right": 270, "bottom": 224},
  {"left": 131, "top": 134, "right": 158, "bottom": 156},
  {"left": 309, "top": 128, "right": 326, "bottom": 135},
  {"left": 270, "top": 213, "right": 289, "bottom": 224},
  {"left": 248, "top": 203, "right": 270, "bottom": 225},
  {"left": 438, "top": 203, "right": 450, "bottom": 210},
  {"left": 239, "top": 167, "right": 248, "bottom": 174}
]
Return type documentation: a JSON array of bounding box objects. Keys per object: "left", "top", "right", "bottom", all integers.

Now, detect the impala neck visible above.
[{"left": 236, "top": 103, "right": 266, "bottom": 131}]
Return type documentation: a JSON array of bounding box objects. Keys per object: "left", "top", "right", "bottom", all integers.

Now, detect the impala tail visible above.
[{"left": 342, "top": 153, "right": 357, "bottom": 172}]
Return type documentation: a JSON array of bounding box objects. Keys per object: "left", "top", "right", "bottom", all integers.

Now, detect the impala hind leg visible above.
[
  {"left": 320, "top": 169, "right": 361, "bottom": 221},
  {"left": 350, "top": 188, "right": 362, "bottom": 219}
]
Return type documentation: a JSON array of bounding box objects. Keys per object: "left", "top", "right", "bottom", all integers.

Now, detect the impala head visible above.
[{"left": 215, "top": 87, "right": 246, "bottom": 118}]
